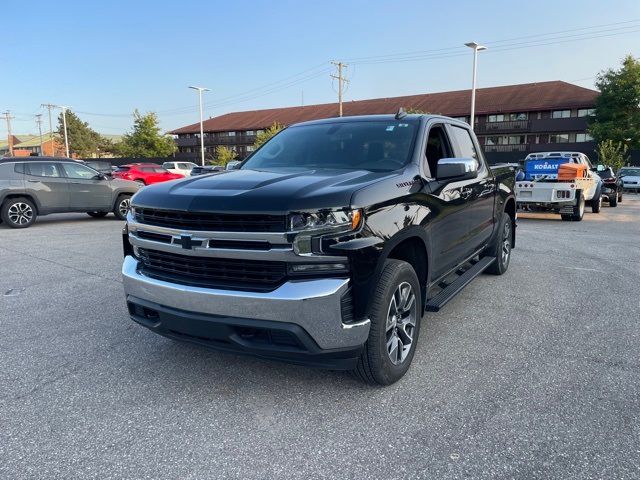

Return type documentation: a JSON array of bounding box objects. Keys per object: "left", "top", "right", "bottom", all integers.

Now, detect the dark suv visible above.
[{"left": 0, "top": 157, "right": 141, "bottom": 228}]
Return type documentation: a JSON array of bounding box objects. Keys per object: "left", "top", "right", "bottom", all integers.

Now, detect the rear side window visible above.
[
  {"left": 177, "top": 163, "right": 191, "bottom": 169},
  {"left": 14, "top": 163, "right": 26, "bottom": 174},
  {"left": 25, "top": 162, "right": 62, "bottom": 177},
  {"left": 115, "top": 166, "right": 130, "bottom": 172},
  {"left": 162, "top": 162, "right": 173, "bottom": 169}
]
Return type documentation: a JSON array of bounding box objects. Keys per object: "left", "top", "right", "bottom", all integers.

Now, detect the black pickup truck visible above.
[{"left": 122, "top": 114, "right": 516, "bottom": 385}]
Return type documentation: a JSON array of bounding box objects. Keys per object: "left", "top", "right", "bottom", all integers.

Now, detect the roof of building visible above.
[
  {"left": 12, "top": 133, "right": 56, "bottom": 148},
  {"left": 170, "top": 81, "right": 598, "bottom": 134}
]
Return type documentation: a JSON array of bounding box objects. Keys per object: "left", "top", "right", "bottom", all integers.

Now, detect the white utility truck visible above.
[{"left": 515, "top": 151, "right": 602, "bottom": 221}]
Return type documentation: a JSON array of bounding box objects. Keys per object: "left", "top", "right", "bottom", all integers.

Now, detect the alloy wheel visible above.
[
  {"left": 502, "top": 219, "right": 511, "bottom": 267},
  {"left": 386, "top": 282, "right": 417, "bottom": 365},
  {"left": 8, "top": 202, "right": 33, "bottom": 225},
  {"left": 119, "top": 198, "right": 131, "bottom": 217}
]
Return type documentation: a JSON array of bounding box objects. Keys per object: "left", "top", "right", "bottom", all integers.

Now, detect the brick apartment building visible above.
[{"left": 170, "top": 81, "right": 600, "bottom": 164}]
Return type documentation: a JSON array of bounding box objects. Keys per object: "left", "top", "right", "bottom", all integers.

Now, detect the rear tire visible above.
[
  {"left": 609, "top": 195, "right": 618, "bottom": 208},
  {"left": 87, "top": 211, "right": 109, "bottom": 218},
  {"left": 571, "top": 192, "right": 585, "bottom": 221},
  {"left": 1, "top": 197, "right": 37, "bottom": 228},
  {"left": 485, "top": 212, "right": 512, "bottom": 275},
  {"left": 352, "top": 259, "right": 422, "bottom": 386},
  {"left": 113, "top": 194, "right": 132, "bottom": 221}
]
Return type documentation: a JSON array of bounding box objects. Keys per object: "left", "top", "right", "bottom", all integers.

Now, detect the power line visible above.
[{"left": 344, "top": 19, "right": 640, "bottom": 63}]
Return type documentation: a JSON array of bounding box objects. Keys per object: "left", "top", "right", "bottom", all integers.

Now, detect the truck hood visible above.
[{"left": 131, "top": 168, "right": 399, "bottom": 213}]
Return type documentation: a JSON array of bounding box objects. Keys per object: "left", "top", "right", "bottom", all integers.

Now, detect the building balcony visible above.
[
  {"left": 483, "top": 144, "right": 528, "bottom": 152},
  {"left": 209, "top": 135, "right": 255, "bottom": 145},
  {"left": 529, "top": 117, "right": 589, "bottom": 133},
  {"left": 175, "top": 137, "right": 200, "bottom": 147},
  {"left": 475, "top": 120, "right": 530, "bottom": 133}
]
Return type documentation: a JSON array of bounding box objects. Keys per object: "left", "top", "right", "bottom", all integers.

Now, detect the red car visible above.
[{"left": 112, "top": 163, "right": 184, "bottom": 185}]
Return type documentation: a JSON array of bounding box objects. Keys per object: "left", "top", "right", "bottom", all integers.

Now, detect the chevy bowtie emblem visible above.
[{"left": 175, "top": 234, "right": 202, "bottom": 250}]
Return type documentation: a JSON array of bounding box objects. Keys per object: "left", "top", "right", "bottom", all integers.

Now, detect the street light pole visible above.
[
  {"left": 464, "top": 42, "right": 487, "bottom": 131},
  {"left": 189, "top": 86, "right": 210, "bottom": 166},
  {"left": 59, "top": 106, "right": 70, "bottom": 158}
]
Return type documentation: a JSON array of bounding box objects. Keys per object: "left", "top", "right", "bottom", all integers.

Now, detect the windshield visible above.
[
  {"left": 241, "top": 120, "right": 419, "bottom": 172},
  {"left": 620, "top": 168, "right": 640, "bottom": 176}
]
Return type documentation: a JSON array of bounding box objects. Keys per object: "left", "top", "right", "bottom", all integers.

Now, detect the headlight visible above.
[
  {"left": 289, "top": 209, "right": 362, "bottom": 232},
  {"left": 290, "top": 209, "right": 362, "bottom": 255}
]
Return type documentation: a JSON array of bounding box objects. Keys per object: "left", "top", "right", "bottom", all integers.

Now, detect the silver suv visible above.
[{"left": 0, "top": 157, "right": 141, "bottom": 228}]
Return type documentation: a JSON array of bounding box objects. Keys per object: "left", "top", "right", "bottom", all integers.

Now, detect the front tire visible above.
[
  {"left": 113, "top": 194, "right": 131, "bottom": 221},
  {"left": 353, "top": 259, "right": 422, "bottom": 386},
  {"left": 1, "top": 197, "right": 37, "bottom": 228},
  {"left": 591, "top": 190, "right": 602, "bottom": 213}
]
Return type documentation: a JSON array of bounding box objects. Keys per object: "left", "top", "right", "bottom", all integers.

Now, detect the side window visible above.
[
  {"left": 449, "top": 126, "right": 478, "bottom": 160},
  {"left": 424, "top": 124, "right": 453, "bottom": 177},
  {"left": 62, "top": 163, "right": 99, "bottom": 179},
  {"left": 14, "top": 163, "right": 26, "bottom": 174},
  {"left": 162, "top": 162, "right": 173, "bottom": 169},
  {"left": 25, "top": 162, "right": 62, "bottom": 178}
]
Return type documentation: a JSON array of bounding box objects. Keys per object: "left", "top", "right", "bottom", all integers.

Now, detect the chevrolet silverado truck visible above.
[{"left": 122, "top": 114, "right": 516, "bottom": 385}]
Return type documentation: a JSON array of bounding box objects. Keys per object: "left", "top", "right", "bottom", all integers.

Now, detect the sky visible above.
[{"left": 1, "top": 0, "right": 639, "bottom": 138}]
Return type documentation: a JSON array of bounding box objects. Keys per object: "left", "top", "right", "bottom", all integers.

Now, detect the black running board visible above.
[{"left": 424, "top": 256, "right": 496, "bottom": 312}]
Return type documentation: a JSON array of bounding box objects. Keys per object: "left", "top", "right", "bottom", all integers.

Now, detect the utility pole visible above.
[
  {"left": 3, "top": 111, "right": 15, "bottom": 156},
  {"left": 41, "top": 103, "right": 56, "bottom": 156},
  {"left": 58, "top": 106, "right": 70, "bottom": 158},
  {"left": 35, "top": 114, "right": 44, "bottom": 155},
  {"left": 330, "top": 61, "right": 349, "bottom": 117}
]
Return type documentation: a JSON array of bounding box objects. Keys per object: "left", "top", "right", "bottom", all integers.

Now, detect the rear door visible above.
[
  {"left": 61, "top": 162, "right": 112, "bottom": 211},
  {"left": 23, "top": 162, "right": 70, "bottom": 213},
  {"left": 446, "top": 124, "right": 495, "bottom": 254}
]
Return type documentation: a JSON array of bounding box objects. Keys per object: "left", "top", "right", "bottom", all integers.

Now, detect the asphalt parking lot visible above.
[{"left": 1, "top": 197, "right": 639, "bottom": 479}]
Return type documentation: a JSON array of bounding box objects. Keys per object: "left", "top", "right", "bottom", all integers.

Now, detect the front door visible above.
[
  {"left": 446, "top": 124, "right": 495, "bottom": 253},
  {"left": 61, "top": 162, "right": 112, "bottom": 211},
  {"left": 23, "top": 162, "right": 70, "bottom": 213},
  {"left": 421, "top": 123, "right": 475, "bottom": 280}
]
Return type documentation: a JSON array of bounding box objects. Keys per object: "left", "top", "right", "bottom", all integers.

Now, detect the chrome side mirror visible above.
[{"left": 436, "top": 157, "right": 478, "bottom": 181}]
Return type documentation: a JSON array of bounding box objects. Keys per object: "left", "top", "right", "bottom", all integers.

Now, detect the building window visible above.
[
  {"left": 452, "top": 116, "right": 468, "bottom": 123},
  {"left": 575, "top": 133, "right": 594, "bottom": 142},
  {"left": 246, "top": 130, "right": 255, "bottom": 136},
  {"left": 508, "top": 135, "right": 526, "bottom": 145},
  {"left": 246, "top": 145, "right": 255, "bottom": 152},
  {"left": 486, "top": 136, "right": 505, "bottom": 146},
  {"left": 487, "top": 114, "right": 505, "bottom": 123},
  {"left": 549, "top": 133, "right": 570, "bottom": 143},
  {"left": 551, "top": 110, "right": 571, "bottom": 119},
  {"left": 228, "top": 131, "right": 236, "bottom": 137},
  {"left": 577, "top": 108, "right": 595, "bottom": 117},
  {"left": 508, "top": 112, "right": 528, "bottom": 121}
]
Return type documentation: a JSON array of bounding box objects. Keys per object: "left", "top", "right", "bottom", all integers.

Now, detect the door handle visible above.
[{"left": 27, "top": 179, "right": 39, "bottom": 183}]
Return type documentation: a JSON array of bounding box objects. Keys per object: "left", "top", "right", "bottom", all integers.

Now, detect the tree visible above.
[
  {"left": 589, "top": 55, "right": 640, "bottom": 149},
  {"left": 214, "top": 145, "right": 237, "bottom": 166},
  {"left": 254, "top": 122, "right": 284, "bottom": 149},
  {"left": 597, "top": 140, "right": 630, "bottom": 172},
  {"left": 117, "top": 110, "right": 177, "bottom": 158},
  {"left": 56, "top": 110, "right": 101, "bottom": 158}
]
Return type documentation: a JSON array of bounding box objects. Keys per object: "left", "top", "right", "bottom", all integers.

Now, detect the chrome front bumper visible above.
[{"left": 122, "top": 255, "right": 370, "bottom": 350}]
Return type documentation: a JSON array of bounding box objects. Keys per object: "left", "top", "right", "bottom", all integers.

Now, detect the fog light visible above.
[{"left": 290, "top": 263, "right": 348, "bottom": 273}]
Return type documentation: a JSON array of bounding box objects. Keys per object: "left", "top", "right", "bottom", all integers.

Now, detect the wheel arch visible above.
[{"left": 1, "top": 193, "right": 41, "bottom": 214}]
